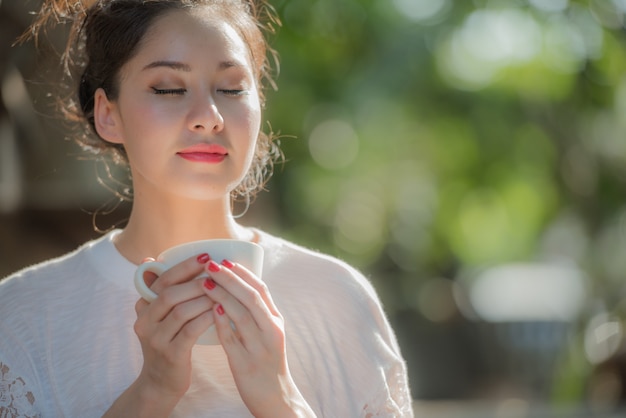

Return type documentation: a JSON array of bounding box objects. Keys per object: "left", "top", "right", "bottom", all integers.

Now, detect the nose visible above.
[{"left": 188, "top": 95, "right": 224, "bottom": 132}]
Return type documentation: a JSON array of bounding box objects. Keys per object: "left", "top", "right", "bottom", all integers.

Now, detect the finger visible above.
[
  {"left": 143, "top": 270, "right": 159, "bottom": 289},
  {"left": 204, "top": 262, "right": 272, "bottom": 320},
  {"left": 135, "top": 297, "right": 149, "bottom": 315},
  {"left": 202, "top": 263, "right": 274, "bottom": 339},
  {"left": 174, "top": 309, "right": 214, "bottom": 348},
  {"left": 159, "top": 295, "right": 215, "bottom": 344},
  {"left": 138, "top": 257, "right": 159, "bottom": 290},
  {"left": 213, "top": 288, "right": 264, "bottom": 352},
  {"left": 150, "top": 277, "right": 213, "bottom": 322},
  {"left": 213, "top": 304, "right": 247, "bottom": 352},
  {"left": 150, "top": 308, "right": 215, "bottom": 359},
  {"left": 134, "top": 282, "right": 208, "bottom": 342},
  {"left": 150, "top": 253, "right": 210, "bottom": 295},
  {"left": 221, "top": 260, "right": 280, "bottom": 317}
]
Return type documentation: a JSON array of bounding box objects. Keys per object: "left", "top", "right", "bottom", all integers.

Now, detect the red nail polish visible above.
[
  {"left": 207, "top": 260, "right": 220, "bottom": 273},
  {"left": 216, "top": 304, "right": 225, "bottom": 315},
  {"left": 221, "top": 259, "right": 234, "bottom": 269},
  {"left": 197, "top": 253, "right": 210, "bottom": 264},
  {"left": 203, "top": 278, "right": 216, "bottom": 290}
]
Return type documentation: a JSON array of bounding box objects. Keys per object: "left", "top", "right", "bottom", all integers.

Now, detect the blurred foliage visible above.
[
  {"left": 263, "top": 0, "right": 626, "bottom": 315},
  {"left": 262, "top": 2, "right": 626, "bottom": 404}
]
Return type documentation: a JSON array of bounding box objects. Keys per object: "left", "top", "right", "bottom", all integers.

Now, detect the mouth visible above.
[{"left": 177, "top": 144, "right": 228, "bottom": 163}]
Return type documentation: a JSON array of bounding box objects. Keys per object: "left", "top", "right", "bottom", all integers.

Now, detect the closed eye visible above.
[
  {"left": 152, "top": 87, "right": 187, "bottom": 95},
  {"left": 219, "top": 89, "right": 248, "bottom": 96}
]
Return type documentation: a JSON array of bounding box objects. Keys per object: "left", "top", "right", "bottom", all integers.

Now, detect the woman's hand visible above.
[
  {"left": 103, "top": 254, "right": 215, "bottom": 418},
  {"left": 202, "top": 260, "right": 316, "bottom": 418},
  {"left": 133, "top": 254, "right": 215, "bottom": 400}
]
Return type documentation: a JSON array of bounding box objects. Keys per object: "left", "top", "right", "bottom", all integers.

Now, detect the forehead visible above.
[{"left": 133, "top": 8, "right": 253, "bottom": 70}]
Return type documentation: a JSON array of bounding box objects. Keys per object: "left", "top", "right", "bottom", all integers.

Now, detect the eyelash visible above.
[
  {"left": 151, "top": 88, "right": 247, "bottom": 96},
  {"left": 152, "top": 87, "right": 186, "bottom": 95},
  {"left": 220, "top": 89, "right": 247, "bottom": 96}
]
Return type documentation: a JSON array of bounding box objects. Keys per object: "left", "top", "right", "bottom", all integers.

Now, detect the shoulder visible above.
[
  {"left": 255, "top": 229, "right": 383, "bottom": 313},
  {"left": 1, "top": 245, "right": 84, "bottom": 291},
  {"left": 1, "top": 238, "right": 93, "bottom": 285},
  {"left": 258, "top": 229, "right": 375, "bottom": 286},
  {"left": 0, "top": 237, "right": 109, "bottom": 417},
  {"left": 0, "top": 232, "right": 113, "bottom": 315}
]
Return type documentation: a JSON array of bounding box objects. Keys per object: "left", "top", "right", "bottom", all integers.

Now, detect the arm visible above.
[
  {"left": 101, "top": 376, "right": 180, "bottom": 418},
  {"left": 291, "top": 257, "right": 413, "bottom": 417},
  {"left": 348, "top": 272, "right": 413, "bottom": 417}
]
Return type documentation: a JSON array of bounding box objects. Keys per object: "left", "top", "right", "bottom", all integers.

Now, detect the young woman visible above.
[{"left": 0, "top": 1, "right": 412, "bottom": 416}]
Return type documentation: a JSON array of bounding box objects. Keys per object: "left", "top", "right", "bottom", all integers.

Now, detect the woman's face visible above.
[{"left": 96, "top": 8, "right": 262, "bottom": 202}]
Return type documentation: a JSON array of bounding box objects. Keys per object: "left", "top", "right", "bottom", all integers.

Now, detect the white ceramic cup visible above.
[{"left": 134, "top": 239, "right": 264, "bottom": 345}]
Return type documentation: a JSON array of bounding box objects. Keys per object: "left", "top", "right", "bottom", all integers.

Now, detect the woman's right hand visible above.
[
  {"left": 133, "top": 254, "right": 215, "bottom": 401},
  {"left": 103, "top": 254, "right": 214, "bottom": 418}
]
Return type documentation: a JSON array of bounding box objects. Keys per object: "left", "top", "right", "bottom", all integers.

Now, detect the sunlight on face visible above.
[{"left": 108, "top": 8, "right": 262, "bottom": 203}]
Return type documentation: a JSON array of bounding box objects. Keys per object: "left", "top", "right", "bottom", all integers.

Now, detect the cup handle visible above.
[{"left": 134, "top": 261, "right": 167, "bottom": 302}]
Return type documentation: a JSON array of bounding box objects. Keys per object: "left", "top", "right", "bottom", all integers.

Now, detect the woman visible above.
[{"left": 0, "top": 0, "right": 412, "bottom": 416}]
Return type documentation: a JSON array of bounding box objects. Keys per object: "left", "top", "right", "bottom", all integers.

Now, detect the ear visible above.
[{"left": 94, "top": 88, "right": 123, "bottom": 144}]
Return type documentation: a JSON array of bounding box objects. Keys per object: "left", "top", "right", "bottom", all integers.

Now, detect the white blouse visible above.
[{"left": 0, "top": 229, "right": 412, "bottom": 417}]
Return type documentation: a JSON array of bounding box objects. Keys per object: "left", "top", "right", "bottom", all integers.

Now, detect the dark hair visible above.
[{"left": 24, "top": 0, "right": 281, "bottom": 200}]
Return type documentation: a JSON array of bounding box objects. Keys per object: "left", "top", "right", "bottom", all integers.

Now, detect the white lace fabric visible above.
[
  {"left": 362, "top": 358, "right": 414, "bottom": 418},
  {"left": 0, "top": 362, "right": 40, "bottom": 418}
]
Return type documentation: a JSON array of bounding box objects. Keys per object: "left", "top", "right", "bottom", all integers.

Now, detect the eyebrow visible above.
[
  {"left": 218, "top": 60, "right": 244, "bottom": 70},
  {"left": 143, "top": 60, "right": 191, "bottom": 72},
  {"left": 142, "top": 60, "right": 246, "bottom": 72}
]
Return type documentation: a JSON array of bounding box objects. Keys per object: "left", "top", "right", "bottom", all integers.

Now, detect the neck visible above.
[{"left": 113, "top": 193, "right": 254, "bottom": 264}]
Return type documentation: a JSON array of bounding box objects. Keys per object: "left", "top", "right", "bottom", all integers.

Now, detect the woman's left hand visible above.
[{"left": 201, "top": 259, "right": 315, "bottom": 418}]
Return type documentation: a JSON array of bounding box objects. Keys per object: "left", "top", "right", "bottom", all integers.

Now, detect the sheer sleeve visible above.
[
  {"left": 0, "top": 362, "right": 41, "bottom": 418},
  {"left": 362, "top": 355, "right": 413, "bottom": 417},
  {"left": 337, "top": 266, "right": 414, "bottom": 417},
  {"left": 356, "top": 273, "right": 414, "bottom": 417},
  {"left": 263, "top": 234, "right": 414, "bottom": 417}
]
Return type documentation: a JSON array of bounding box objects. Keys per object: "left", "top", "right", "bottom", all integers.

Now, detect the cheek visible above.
[
  {"left": 121, "top": 101, "right": 172, "bottom": 139},
  {"left": 118, "top": 107, "right": 171, "bottom": 165},
  {"left": 226, "top": 100, "right": 261, "bottom": 146},
  {"left": 243, "top": 100, "right": 262, "bottom": 139},
  {"left": 245, "top": 113, "right": 262, "bottom": 159},
  {"left": 248, "top": 110, "right": 262, "bottom": 141}
]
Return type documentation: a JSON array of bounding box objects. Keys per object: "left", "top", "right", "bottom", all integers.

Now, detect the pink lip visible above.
[{"left": 177, "top": 144, "right": 228, "bottom": 163}]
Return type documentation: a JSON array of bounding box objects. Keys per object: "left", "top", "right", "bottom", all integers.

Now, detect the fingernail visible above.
[
  {"left": 207, "top": 260, "right": 220, "bottom": 273},
  {"left": 216, "top": 304, "right": 225, "bottom": 315},
  {"left": 221, "top": 259, "right": 234, "bottom": 269},
  {"left": 203, "top": 278, "right": 216, "bottom": 290},
  {"left": 141, "top": 257, "right": 155, "bottom": 263},
  {"left": 197, "top": 253, "right": 210, "bottom": 264}
]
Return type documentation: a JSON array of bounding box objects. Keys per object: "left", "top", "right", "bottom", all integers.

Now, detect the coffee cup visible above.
[{"left": 134, "top": 239, "right": 264, "bottom": 345}]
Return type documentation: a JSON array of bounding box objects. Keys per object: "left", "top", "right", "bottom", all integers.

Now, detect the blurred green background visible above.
[{"left": 4, "top": 0, "right": 626, "bottom": 416}]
